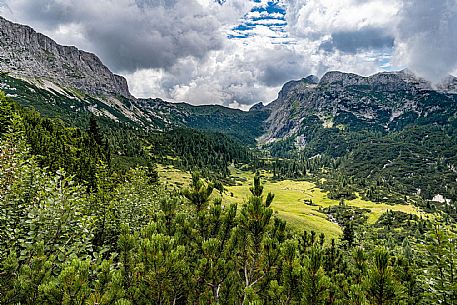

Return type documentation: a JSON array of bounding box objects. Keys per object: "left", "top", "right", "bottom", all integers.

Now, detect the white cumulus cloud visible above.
[
  {"left": 1, "top": 0, "right": 456, "bottom": 108},
  {"left": 392, "top": 0, "right": 457, "bottom": 82}
]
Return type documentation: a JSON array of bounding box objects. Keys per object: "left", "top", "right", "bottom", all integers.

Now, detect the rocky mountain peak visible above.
[
  {"left": 318, "top": 69, "right": 435, "bottom": 92},
  {"left": 276, "top": 75, "right": 319, "bottom": 101},
  {"left": 261, "top": 69, "right": 457, "bottom": 143},
  {"left": 303, "top": 75, "right": 320, "bottom": 84},
  {"left": 0, "top": 16, "right": 131, "bottom": 98},
  {"left": 318, "top": 71, "right": 363, "bottom": 87},
  {"left": 249, "top": 102, "right": 265, "bottom": 112}
]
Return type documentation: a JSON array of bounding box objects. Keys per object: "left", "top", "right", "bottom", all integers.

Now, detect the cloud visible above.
[
  {"left": 286, "top": 0, "right": 399, "bottom": 38},
  {"left": 125, "top": 33, "right": 384, "bottom": 106},
  {"left": 2, "top": 0, "right": 249, "bottom": 73},
  {"left": 393, "top": 0, "right": 457, "bottom": 82},
  {"left": 126, "top": 40, "right": 306, "bottom": 106},
  {"left": 3, "top": 0, "right": 454, "bottom": 108},
  {"left": 287, "top": 0, "right": 457, "bottom": 83},
  {"left": 320, "top": 27, "right": 394, "bottom": 54},
  {"left": 0, "top": 0, "right": 395, "bottom": 107}
]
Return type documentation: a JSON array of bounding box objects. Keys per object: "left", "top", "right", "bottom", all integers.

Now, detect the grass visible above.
[
  {"left": 225, "top": 169, "right": 342, "bottom": 239},
  {"left": 157, "top": 164, "right": 191, "bottom": 192},
  {"left": 158, "top": 165, "right": 426, "bottom": 241}
]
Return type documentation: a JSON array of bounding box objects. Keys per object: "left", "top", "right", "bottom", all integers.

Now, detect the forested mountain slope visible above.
[{"left": 262, "top": 71, "right": 457, "bottom": 201}]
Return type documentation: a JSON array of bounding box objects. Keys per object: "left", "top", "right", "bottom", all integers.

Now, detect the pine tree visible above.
[
  {"left": 342, "top": 222, "right": 355, "bottom": 248},
  {"left": 421, "top": 224, "right": 457, "bottom": 304},
  {"left": 182, "top": 172, "right": 214, "bottom": 212},
  {"left": 88, "top": 114, "right": 104, "bottom": 146},
  {"left": 237, "top": 172, "right": 275, "bottom": 304},
  {"left": 365, "top": 248, "right": 399, "bottom": 305},
  {"left": 302, "top": 246, "right": 329, "bottom": 305}
]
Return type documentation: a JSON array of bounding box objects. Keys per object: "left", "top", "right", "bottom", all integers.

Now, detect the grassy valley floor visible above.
[{"left": 158, "top": 165, "right": 426, "bottom": 241}]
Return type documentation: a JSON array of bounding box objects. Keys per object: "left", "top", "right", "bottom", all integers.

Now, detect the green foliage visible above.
[
  {"left": 0, "top": 160, "right": 94, "bottom": 262},
  {"left": 182, "top": 172, "right": 214, "bottom": 211},
  {"left": 1, "top": 90, "right": 456, "bottom": 305},
  {"left": 150, "top": 128, "right": 253, "bottom": 179},
  {"left": 365, "top": 248, "right": 399, "bottom": 305},
  {"left": 302, "top": 246, "right": 329, "bottom": 305},
  {"left": 173, "top": 103, "right": 269, "bottom": 145},
  {"left": 340, "top": 125, "right": 457, "bottom": 202},
  {"left": 323, "top": 205, "right": 370, "bottom": 228},
  {"left": 0, "top": 90, "right": 15, "bottom": 134},
  {"left": 0, "top": 132, "right": 430, "bottom": 304},
  {"left": 267, "top": 107, "right": 457, "bottom": 209},
  {"left": 419, "top": 224, "right": 457, "bottom": 304}
]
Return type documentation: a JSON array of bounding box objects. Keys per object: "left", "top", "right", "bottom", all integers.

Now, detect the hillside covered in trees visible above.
[{"left": 2, "top": 92, "right": 457, "bottom": 304}]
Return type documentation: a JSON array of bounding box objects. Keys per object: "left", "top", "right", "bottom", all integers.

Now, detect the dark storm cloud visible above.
[
  {"left": 320, "top": 27, "right": 394, "bottom": 54},
  {"left": 5, "top": 0, "right": 74, "bottom": 29},
  {"left": 394, "top": 0, "right": 457, "bottom": 82},
  {"left": 257, "top": 48, "right": 311, "bottom": 87},
  {"left": 5, "top": 0, "right": 225, "bottom": 73}
]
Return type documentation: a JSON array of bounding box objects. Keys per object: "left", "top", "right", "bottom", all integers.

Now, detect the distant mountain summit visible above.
[
  {"left": 262, "top": 70, "right": 457, "bottom": 142},
  {"left": 318, "top": 69, "right": 435, "bottom": 92}
]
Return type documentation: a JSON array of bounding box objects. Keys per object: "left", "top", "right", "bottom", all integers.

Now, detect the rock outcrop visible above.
[
  {"left": 261, "top": 70, "right": 457, "bottom": 143},
  {"left": 318, "top": 69, "right": 432, "bottom": 92},
  {"left": 0, "top": 16, "right": 131, "bottom": 98}
]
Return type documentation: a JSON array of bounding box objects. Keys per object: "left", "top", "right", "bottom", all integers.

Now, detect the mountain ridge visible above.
[
  {"left": 2, "top": 15, "right": 457, "bottom": 152},
  {"left": 0, "top": 16, "right": 131, "bottom": 98},
  {"left": 0, "top": 16, "right": 269, "bottom": 143},
  {"left": 262, "top": 69, "right": 457, "bottom": 143}
]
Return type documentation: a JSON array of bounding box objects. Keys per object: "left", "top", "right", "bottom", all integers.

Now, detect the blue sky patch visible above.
[{"left": 227, "top": 0, "right": 289, "bottom": 44}]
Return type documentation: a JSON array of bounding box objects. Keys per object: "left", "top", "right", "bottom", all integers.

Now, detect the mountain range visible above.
[
  {"left": 0, "top": 16, "right": 267, "bottom": 144},
  {"left": 262, "top": 69, "right": 457, "bottom": 142},
  {"left": 1, "top": 16, "right": 457, "bottom": 200}
]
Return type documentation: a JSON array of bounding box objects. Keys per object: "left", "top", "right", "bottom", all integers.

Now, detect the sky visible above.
[{"left": 1, "top": 0, "right": 456, "bottom": 109}]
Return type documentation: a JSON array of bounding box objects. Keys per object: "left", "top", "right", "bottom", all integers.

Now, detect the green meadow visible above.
[{"left": 158, "top": 165, "right": 425, "bottom": 240}]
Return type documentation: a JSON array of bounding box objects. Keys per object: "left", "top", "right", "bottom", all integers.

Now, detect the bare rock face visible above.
[
  {"left": 261, "top": 70, "right": 457, "bottom": 143},
  {"left": 318, "top": 69, "right": 433, "bottom": 92},
  {"left": 0, "top": 16, "right": 131, "bottom": 98},
  {"left": 260, "top": 76, "right": 319, "bottom": 141}
]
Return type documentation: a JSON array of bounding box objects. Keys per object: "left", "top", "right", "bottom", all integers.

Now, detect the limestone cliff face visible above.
[
  {"left": 261, "top": 70, "right": 457, "bottom": 143},
  {"left": 263, "top": 76, "right": 319, "bottom": 140},
  {"left": 318, "top": 70, "right": 432, "bottom": 92},
  {"left": 0, "top": 16, "right": 131, "bottom": 98}
]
